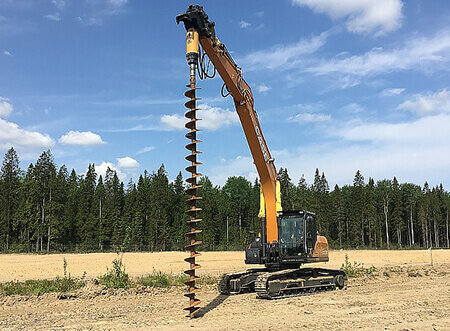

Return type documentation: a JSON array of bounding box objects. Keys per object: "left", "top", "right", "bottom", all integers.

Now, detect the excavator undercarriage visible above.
[{"left": 219, "top": 267, "right": 347, "bottom": 299}]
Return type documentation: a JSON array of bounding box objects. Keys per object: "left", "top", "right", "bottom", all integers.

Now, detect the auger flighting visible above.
[{"left": 183, "top": 28, "right": 203, "bottom": 319}]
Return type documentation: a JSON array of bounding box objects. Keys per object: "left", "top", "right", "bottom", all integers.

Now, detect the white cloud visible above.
[
  {"left": 257, "top": 84, "right": 271, "bottom": 93},
  {"left": 239, "top": 20, "right": 251, "bottom": 29},
  {"left": 3, "top": 50, "right": 11, "bottom": 56},
  {"left": 136, "top": 146, "right": 155, "bottom": 155},
  {"left": 0, "top": 97, "right": 13, "bottom": 117},
  {"left": 382, "top": 88, "right": 405, "bottom": 96},
  {"left": 0, "top": 118, "right": 55, "bottom": 151},
  {"left": 44, "top": 13, "right": 61, "bottom": 21},
  {"left": 59, "top": 130, "right": 106, "bottom": 146},
  {"left": 208, "top": 155, "right": 256, "bottom": 185},
  {"left": 239, "top": 31, "right": 329, "bottom": 71},
  {"left": 77, "top": 0, "right": 128, "bottom": 26},
  {"left": 290, "top": 112, "right": 331, "bottom": 122},
  {"left": 340, "top": 103, "right": 364, "bottom": 114},
  {"left": 207, "top": 113, "right": 450, "bottom": 187},
  {"left": 334, "top": 114, "right": 450, "bottom": 144},
  {"left": 160, "top": 114, "right": 185, "bottom": 130},
  {"left": 160, "top": 104, "right": 239, "bottom": 131},
  {"left": 51, "top": 0, "right": 66, "bottom": 10},
  {"left": 95, "top": 162, "right": 125, "bottom": 181},
  {"left": 272, "top": 114, "right": 450, "bottom": 187},
  {"left": 307, "top": 30, "right": 450, "bottom": 77},
  {"left": 292, "top": 0, "right": 403, "bottom": 35},
  {"left": 117, "top": 156, "right": 140, "bottom": 169},
  {"left": 398, "top": 89, "right": 450, "bottom": 115}
]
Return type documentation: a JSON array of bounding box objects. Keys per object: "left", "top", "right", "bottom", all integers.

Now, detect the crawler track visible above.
[{"left": 219, "top": 267, "right": 346, "bottom": 300}]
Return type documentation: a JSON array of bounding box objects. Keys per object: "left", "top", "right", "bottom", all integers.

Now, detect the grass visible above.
[
  {"left": 98, "top": 253, "right": 129, "bottom": 289},
  {"left": 135, "top": 270, "right": 187, "bottom": 287},
  {"left": 340, "top": 253, "right": 377, "bottom": 278},
  {"left": 0, "top": 253, "right": 219, "bottom": 295},
  {"left": 0, "top": 277, "right": 85, "bottom": 296},
  {"left": 0, "top": 256, "right": 85, "bottom": 296},
  {"left": 134, "top": 270, "right": 219, "bottom": 288}
]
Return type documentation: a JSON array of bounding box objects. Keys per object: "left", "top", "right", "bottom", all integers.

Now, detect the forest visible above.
[{"left": 0, "top": 147, "right": 449, "bottom": 252}]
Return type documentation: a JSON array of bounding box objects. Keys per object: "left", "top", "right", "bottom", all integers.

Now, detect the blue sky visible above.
[{"left": 1, "top": 0, "right": 449, "bottom": 187}]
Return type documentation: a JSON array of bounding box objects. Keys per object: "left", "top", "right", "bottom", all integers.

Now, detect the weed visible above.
[
  {"left": 0, "top": 278, "right": 84, "bottom": 296},
  {"left": 340, "top": 254, "right": 377, "bottom": 278},
  {"left": 0, "top": 258, "right": 83, "bottom": 296},
  {"left": 134, "top": 270, "right": 218, "bottom": 288},
  {"left": 98, "top": 253, "right": 129, "bottom": 289}
]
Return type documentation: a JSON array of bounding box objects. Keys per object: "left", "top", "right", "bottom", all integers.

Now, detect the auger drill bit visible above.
[{"left": 183, "top": 28, "right": 202, "bottom": 319}]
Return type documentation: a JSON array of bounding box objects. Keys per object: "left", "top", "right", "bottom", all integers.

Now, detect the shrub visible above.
[
  {"left": 340, "top": 254, "right": 377, "bottom": 278},
  {"left": 98, "top": 253, "right": 129, "bottom": 289}
]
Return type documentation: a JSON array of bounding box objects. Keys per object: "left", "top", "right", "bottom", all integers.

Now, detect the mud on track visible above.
[{"left": 0, "top": 250, "right": 449, "bottom": 330}]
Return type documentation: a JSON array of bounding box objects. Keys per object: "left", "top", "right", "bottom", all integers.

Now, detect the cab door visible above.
[{"left": 305, "top": 214, "right": 317, "bottom": 255}]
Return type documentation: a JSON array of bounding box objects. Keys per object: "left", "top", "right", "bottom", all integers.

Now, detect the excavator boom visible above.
[{"left": 177, "top": 5, "right": 279, "bottom": 243}]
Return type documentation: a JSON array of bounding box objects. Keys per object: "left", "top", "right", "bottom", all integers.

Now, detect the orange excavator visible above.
[{"left": 176, "top": 5, "right": 346, "bottom": 318}]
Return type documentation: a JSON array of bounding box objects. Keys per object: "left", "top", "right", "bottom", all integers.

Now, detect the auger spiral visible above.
[{"left": 183, "top": 28, "right": 202, "bottom": 319}]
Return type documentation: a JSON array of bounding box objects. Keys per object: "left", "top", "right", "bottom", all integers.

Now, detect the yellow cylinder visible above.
[{"left": 186, "top": 29, "right": 199, "bottom": 55}]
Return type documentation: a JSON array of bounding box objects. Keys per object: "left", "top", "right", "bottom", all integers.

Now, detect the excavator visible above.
[{"left": 176, "top": 5, "right": 347, "bottom": 318}]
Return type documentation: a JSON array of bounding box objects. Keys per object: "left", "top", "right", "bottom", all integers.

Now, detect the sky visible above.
[{"left": 0, "top": 0, "right": 449, "bottom": 188}]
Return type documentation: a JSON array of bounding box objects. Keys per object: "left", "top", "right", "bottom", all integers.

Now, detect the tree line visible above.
[{"left": 0, "top": 147, "right": 449, "bottom": 252}]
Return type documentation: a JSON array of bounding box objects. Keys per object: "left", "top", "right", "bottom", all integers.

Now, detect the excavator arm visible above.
[{"left": 177, "top": 5, "right": 279, "bottom": 243}]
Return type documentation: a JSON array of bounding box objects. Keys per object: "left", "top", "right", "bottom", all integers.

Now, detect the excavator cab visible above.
[
  {"left": 245, "top": 210, "right": 325, "bottom": 267},
  {"left": 279, "top": 212, "right": 307, "bottom": 257}
]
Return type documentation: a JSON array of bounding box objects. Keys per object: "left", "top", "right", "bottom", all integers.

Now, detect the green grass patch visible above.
[
  {"left": 135, "top": 270, "right": 186, "bottom": 287},
  {"left": 134, "top": 271, "right": 219, "bottom": 287},
  {"left": 0, "top": 277, "right": 84, "bottom": 296},
  {"left": 340, "top": 253, "right": 377, "bottom": 278},
  {"left": 98, "top": 253, "right": 130, "bottom": 289},
  {"left": 134, "top": 271, "right": 218, "bottom": 288}
]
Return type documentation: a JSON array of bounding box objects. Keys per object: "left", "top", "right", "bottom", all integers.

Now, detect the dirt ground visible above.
[
  {"left": 0, "top": 250, "right": 449, "bottom": 330},
  {"left": 1, "top": 249, "right": 448, "bottom": 282}
]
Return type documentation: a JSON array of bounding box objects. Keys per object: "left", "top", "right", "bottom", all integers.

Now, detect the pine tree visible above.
[
  {"left": 77, "top": 164, "right": 97, "bottom": 249},
  {"left": 34, "top": 150, "right": 57, "bottom": 251},
  {"left": 65, "top": 169, "right": 79, "bottom": 249},
  {"left": 170, "top": 172, "right": 186, "bottom": 250},
  {"left": 122, "top": 179, "right": 138, "bottom": 250},
  {"left": 331, "top": 185, "right": 345, "bottom": 248},
  {"left": 0, "top": 148, "right": 21, "bottom": 250},
  {"left": 277, "top": 168, "right": 295, "bottom": 210},
  {"left": 106, "top": 168, "right": 124, "bottom": 248},
  {"left": 365, "top": 178, "right": 377, "bottom": 247},
  {"left": 401, "top": 183, "right": 421, "bottom": 246},
  {"left": 376, "top": 179, "right": 392, "bottom": 248},
  {"left": 51, "top": 165, "right": 69, "bottom": 250},
  {"left": 351, "top": 170, "right": 365, "bottom": 246},
  {"left": 391, "top": 177, "right": 403, "bottom": 247},
  {"left": 95, "top": 175, "right": 106, "bottom": 250},
  {"left": 13, "top": 163, "right": 37, "bottom": 251},
  {"left": 422, "top": 182, "right": 431, "bottom": 247},
  {"left": 222, "top": 176, "right": 252, "bottom": 247}
]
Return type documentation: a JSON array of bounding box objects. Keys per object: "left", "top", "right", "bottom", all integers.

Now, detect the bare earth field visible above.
[{"left": 0, "top": 250, "right": 449, "bottom": 330}]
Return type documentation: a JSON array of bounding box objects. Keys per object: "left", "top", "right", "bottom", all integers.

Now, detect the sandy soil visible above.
[
  {"left": 0, "top": 249, "right": 448, "bottom": 282},
  {"left": 0, "top": 250, "right": 449, "bottom": 330}
]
